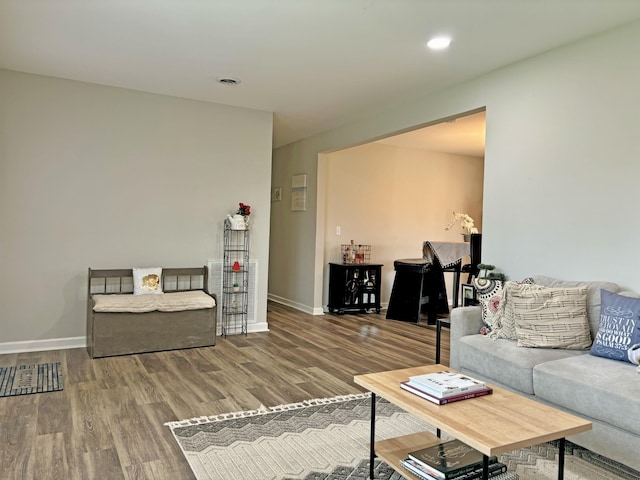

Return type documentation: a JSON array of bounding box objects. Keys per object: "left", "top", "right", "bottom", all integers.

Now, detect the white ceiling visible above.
[
  {"left": 2, "top": 1, "right": 640, "bottom": 149},
  {"left": 376, "top": 110, "right": 486, "bottom": 157}
]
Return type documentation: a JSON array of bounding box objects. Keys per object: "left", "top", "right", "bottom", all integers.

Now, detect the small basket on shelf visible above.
[{"left": 341, "top": 244, "right": 371, "bottom": 264}]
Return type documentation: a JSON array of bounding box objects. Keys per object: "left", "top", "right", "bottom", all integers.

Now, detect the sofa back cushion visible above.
[{"left": 530, "top": 275, "right": 622, "bottom": 338}]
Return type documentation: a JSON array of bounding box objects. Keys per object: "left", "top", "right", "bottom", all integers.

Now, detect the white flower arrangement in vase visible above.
[{"left": 445, "top": 211, "right": 479, "bottom": 234}]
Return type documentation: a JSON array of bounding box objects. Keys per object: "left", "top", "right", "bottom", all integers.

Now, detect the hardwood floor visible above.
[{"left": 0, "top": 302, "right": 449, "bottom": 480}]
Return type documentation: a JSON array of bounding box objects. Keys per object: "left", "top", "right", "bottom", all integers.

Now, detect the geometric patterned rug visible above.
[
  {"left": 0, "top": 362, "right": 63, "bottom": 397},
  {"left": 165, "top": 393, "right": 640, "bottom": 480}
]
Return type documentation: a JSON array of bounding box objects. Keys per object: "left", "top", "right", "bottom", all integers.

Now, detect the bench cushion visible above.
[{"left": 93, "top": 291, "right": 215, "bottom": 313}]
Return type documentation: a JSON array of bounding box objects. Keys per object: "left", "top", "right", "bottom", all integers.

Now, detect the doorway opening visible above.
[{"left": 318, "top": 109, "right": 486, "bottom": 312}]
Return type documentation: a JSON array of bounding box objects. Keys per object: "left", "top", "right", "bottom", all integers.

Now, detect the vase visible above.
[
  {"left": 227, "top": 214, "right": 247, "bottom": 230},
  {"left": 462, "top": 233, "right": 471, "bottom": 242}
]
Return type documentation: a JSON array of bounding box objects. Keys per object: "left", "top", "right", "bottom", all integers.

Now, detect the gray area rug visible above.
[
  {"left": 166, "top": 393, "right": 640, "bottom": 480},
  {"left": 0, "top": 362, "right": 63, "bottom": 397}
]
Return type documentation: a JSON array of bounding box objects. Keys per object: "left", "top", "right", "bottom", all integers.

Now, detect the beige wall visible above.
[
  {"left": 0, "top": 70, "right": 273, "bottom": 350},
  {"left": 270, "top": 20, "right": 640, "bottom": 313},
  {"left": 322, "top": 142, "right": 483, "bottom": 307}
]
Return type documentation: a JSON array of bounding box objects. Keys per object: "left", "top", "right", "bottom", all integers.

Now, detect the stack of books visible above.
[
  {"left": 400, "top": 371, "right": 492, "bottom": 405},
  {"left": 400, "top": 439, "right": 508, "bottom": 480}
]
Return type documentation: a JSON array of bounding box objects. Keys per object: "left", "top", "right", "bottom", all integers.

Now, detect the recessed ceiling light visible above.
[
  {"left": 426, "top": 36, "right": 451, "bottom": 50},
  {"left": 217, "top": 77, "right": 241, "bottom": 86}
]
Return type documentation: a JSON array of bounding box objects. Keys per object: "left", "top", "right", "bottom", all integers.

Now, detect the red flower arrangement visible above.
[{"left": 237, "top": 203, "right": 251, "bottom": 216}]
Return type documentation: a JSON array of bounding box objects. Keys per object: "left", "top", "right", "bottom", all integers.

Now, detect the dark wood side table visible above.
[{"left": 327, "top": 263, "right": 383, "bottom": 314}]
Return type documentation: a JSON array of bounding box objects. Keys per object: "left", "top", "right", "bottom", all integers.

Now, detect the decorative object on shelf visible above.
[
  {"left": 227, "top": 214, "right": 247, "bottom": 230},
  {"left": 462, "top": 283, "right": 478, "bottom": 306},
  {"left": 477, "top": 263, "right": 506, "bottom": 281},
  {"left": 445, "top": 211, "right": 478, "bottom": 241},
  {"left": 226, "top": 202, "right": 251, "bottom": 230},
  {"left": 232, "top": 261, "right": 241, "bottom": 271},
  {"left": 232, "top": 282, "right": 240, "bottom": 292},
  {"left": 341, "top": 241, "right": 371, "bottom": 264}
]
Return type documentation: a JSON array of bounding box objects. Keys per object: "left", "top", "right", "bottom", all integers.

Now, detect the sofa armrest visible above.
[{"left": 449, "top": 306, "right": 482, "bottom": 370}]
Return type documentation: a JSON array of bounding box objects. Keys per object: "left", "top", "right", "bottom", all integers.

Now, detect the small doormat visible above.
[{"left": 0, "top": 362, "right": 63, "bottom": 397}]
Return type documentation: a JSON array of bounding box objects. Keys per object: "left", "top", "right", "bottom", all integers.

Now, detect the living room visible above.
[{"left": 2, "top": 2, "right": 640, "bottom": 479}]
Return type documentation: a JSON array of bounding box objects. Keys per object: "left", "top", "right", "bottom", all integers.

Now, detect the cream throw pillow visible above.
[
  {"left": 512, "top": 286, "right": 591, "bottom": 349},
  {"left": 489, "top": 281, "right": 545, "bottom": 340},
  {"left": 133, "top": 267, "right": 163, "bottom": 295}
]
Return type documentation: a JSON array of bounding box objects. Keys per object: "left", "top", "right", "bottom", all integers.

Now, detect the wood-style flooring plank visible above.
[
  {"left": 0, "top": 301, "right": 448, "bottom": 479},
  {"left": 28, "top": 432, "right": 69, "bottom": 480}
]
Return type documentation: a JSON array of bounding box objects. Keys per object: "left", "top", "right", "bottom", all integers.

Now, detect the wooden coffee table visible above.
[{"left": 354, "top": 365, "right": 591, "bottom": 480}]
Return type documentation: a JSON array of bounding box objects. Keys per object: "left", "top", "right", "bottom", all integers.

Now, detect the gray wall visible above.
[
  {"left": 270, "top": 20, "right": 640, "bottom": 312},
  {"left": 0, "top": 70, "right": 273, "bottom": 350}
]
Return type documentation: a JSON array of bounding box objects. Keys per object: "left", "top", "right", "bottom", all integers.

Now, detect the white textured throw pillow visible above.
[
  {"left": 133, "top": 267, "right": 163, "bottom": 295},
  {"left": 511, "top": 286, "right": 591, "bottom": 349},
  {"left": 489, "top": 281, "right": 544, "bottom": 340}
]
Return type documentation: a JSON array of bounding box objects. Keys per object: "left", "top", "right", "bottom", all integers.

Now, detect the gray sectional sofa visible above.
[{"left": 450, "top": 275, "right": 640, "bottom": 472}]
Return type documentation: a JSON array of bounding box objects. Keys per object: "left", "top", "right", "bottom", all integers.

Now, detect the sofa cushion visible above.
[
  {"left": 533, "top": 354, "right": 640, "bottom": 435},
  {"left": 457, "top": 334, "right": 586, "bottom": 395},
  {"left": 590, "top": 289, "right": 640, "bottom": 364},
  {"left": 512, "top": 286, "right": 591, "bottom": 349},
  {"left": 530, "top": 275, "right": 621, "bottom": 338}
]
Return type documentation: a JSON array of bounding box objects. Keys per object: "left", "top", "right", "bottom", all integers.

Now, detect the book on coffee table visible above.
[
  {"left": 407, "top": 439, "right": 498, "bottom": 479},
  {"left": 400, "top": 381, "right": 492, "bottom": 405},
  {"left": 407, "top": 371, "right": 487, "bottom": 398},
  {"left": 400, "top": 457, "right": 507, "bottom": 480}
]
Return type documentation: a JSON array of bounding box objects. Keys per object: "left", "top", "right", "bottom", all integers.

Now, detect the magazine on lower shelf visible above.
[
  {"left": 401, "top": 381, "right": 492, "bottom": 405},
  {"left": 401, "top": 458, "right": 508, "bottom": 480},
  {"left": 407, "top": 371, "right": 487, "bottom": 398},
  {"left": 407, "top": 439, "right": 498, "bottom": 479}
]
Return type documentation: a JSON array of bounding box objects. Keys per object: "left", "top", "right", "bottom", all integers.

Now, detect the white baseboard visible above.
[
  {"left": 247, "top": 321, "right": 269, "bottom": 333},
  {"left": 216, "top": 321, "right": 269, "bottom": 337},
  {"left": 0, "top": 336, "right": 86, "bottom": 355},
  {"left": 267, "top": 294, "right": 324, "bottom": 315}
]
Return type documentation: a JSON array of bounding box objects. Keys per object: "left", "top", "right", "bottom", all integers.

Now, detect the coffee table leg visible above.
[
  {"left": 482, "top": 454, "right": 489, "bottom": 480},
  {"left": 370, "top": 393, "right": 376, "bottom": 479},
  {"left": 436, "top": 319, "right": 442, "bottom": 365},
  {"left": 558, "top": 438, "right": 565, "bottom": 480}
]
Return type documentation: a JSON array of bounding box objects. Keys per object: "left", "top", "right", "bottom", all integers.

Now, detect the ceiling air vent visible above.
[{"left": 217, "top": 77, "right": 241, "bottom": 86}]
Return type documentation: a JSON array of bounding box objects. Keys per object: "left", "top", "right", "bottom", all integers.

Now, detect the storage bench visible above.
[{"left": 87, "top": 266, "right": 217, "bottom": 358}]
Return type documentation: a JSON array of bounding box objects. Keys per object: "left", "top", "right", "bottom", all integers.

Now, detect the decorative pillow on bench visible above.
[
  {"left": 590, "top": 289, "right": 640, "bottom": 364},
  {"left": 133, "top": 267, "right": 164, "bottom": 295}
]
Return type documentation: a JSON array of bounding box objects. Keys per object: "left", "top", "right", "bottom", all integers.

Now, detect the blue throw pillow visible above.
[{"left": 590, "top": 289, "right": 640, "bottom": 364}]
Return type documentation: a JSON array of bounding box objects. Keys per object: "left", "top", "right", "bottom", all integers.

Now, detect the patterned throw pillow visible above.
[
  {"left": 590, "top": 290, "right": 640, "bottom": 364},
  {"left": 133, "top": 267, "right": 164, "bottom": 295},
  {"left": 474, "top": 277, "right": 536, "bottom": 335},
  {"left": 512, "top": 286, "right": 591, "bottom": 349},
  {"left": 473, "top": 278, "right": 503, "bottom": 334}
]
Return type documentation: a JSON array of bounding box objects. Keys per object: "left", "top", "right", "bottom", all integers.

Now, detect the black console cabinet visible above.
[{"left": 328, "top": 263, "right": 383, "bottom": 314}]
